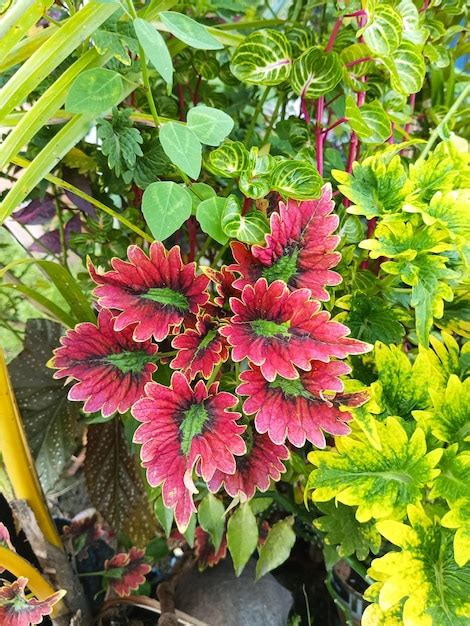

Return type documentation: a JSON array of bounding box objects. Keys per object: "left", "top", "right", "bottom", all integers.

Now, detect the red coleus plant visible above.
[
  {"left": 53, "top": 186, "right": 370, "bottom": 531},
  {"left": 104, "top": 547, "right": 151, "bottom": 597},
  {"left": 194, "top": 528, "right": 227, "bottom": 570},
  {"left": 0, "top": 578, "right": 65, "bottom": 626}
]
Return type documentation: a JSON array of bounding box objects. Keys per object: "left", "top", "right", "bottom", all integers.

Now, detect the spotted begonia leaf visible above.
[
  {"left": 364, "top": 506, "right": 470, "bottom": 625},
  {"left": 307, "top": 417, "right": 442, "bottom": 522}
]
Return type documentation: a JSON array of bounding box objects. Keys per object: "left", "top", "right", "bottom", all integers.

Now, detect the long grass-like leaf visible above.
[
  {"left": 0, "top": 0, "right": 53, "bottom": 57},
  {"left": 0, "top": 25, "right": 57, "bottom": 74},
  {"left": 0, "top": 49, "right": 109, "bottom": 171},
  {"left": 0, "top": 283, "right": 76, "bottom": 328},
  {"left": 0, "top": 1, "right": 118, "bottom": 122}
]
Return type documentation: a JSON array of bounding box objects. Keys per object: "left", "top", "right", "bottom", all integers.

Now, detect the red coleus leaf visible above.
[
  {"left": 89, "top": 243, "right": 209, "bottom": 342},
  {"left": 132, "top": 373, "right": 246, "bottom": 531},
  {"left": 53, "top": 308, "right": 157, "bottom": 417},
  {"left": 0, "top": 523, "right": 14, "bottom": 574},
  {"left": 104, "top": 547, "right": 151, "bottom": 597},
  {"left": 238, "top": 364, "right": 368, "bottom": 448},
  {"left": 170, "top": 314, "right": 229, "bottom": 380},
  {"left": 194, "top": 527, "right": 227, "bottom": 569},
  {"left": 0, "top": 578, "right": 65, "bottom": 626},
  {"left": 62, "top": 510, "right": 108, "bottom": 560},
  {"left": 229, "top": 184, "right": 341, "bottom": 300},
  {"left": 220, "top": 278, "right": 370, "bottom": 382},
  {"left": 202, "top": 265, "right": 240, "bottom": 311},
  {"left": 208, "top": 428, "right": 289, "bottom": 500}
]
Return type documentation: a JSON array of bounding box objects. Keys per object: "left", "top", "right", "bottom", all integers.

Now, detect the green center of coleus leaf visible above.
[
  {"left": 269, "top": 376, "right": 313, "bottom": 400},
  {"left": 106, "top": 350, "right": 153, "bottom": 374},
  {"left": 179, "top": 402, "right": 210, "bottom": 455},
  {"left": 251, "top": 319, "right": 291, "bottom": 338},
  {"left": 262, "top": 248, "right": 299, "bottom": 285},
  {"left": 143, "top": 287, "right": 189, "bottom": 311},
  {"left": 197, "top": 328, "right": 218, "bottom": 352}
]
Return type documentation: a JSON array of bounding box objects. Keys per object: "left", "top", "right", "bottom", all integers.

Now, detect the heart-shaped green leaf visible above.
[
  {"left": 196, "top": 196, "right": 229, "bottom": 244},
  {"left": 222, "top": 195, "right": 269, "bottom": 243},
  {"left": 187, "top": 105, "right": 234, "bottom": 146},
  {"left": 142, "top": 181, "right": 192, "bottom": 241},
  {"left": 290, "top": 46, "right": 342, "bottom": 98},
  {"left": 65, "top": 68, "right": 123, "bottom": 114},
  {"left": 227, "top": 503, "right": 259, "bottom": 577},
  {"left": 270, "top": 159, "right": 322, "bottom": 200},
  {"left": 134, "top": 18, "right": 173, "bottom": 87},
  {"left": 360, "top": 5, "right": 402, "bottom": 57},
  {"left": 206, "top": 141, "right": 249, "bottom": 178},
  {"left": 230, "top": 29, "right": 292, "bottom": 85},
  {"left": 160, "top": 11, "right": 223, "bottom": 50},
  {"left": 382, "top": 41, "right": 426, "bottom": 95},
  {"left": 159, "top": 121, "right": 202, "bottom": 179}
]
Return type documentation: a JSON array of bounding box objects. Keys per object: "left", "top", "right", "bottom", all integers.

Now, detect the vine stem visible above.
[
  {"left": 315, "top": 96, "right": 325, "bottom": 176},
  {"left": 420, "top": 83, "right": 470, "bottom": 160},
  {"left": 262, "top": 91, "right": 283, "bottom": 144},
  {"left": 126, "top": 0, "right": 161, "bottom": 128},
  {"left": 244, "top": 86, "right": 271, "bottom": 145}
]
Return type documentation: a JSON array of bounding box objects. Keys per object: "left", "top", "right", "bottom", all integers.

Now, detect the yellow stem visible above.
[
  {"left": 0, "top": 348, "right": 62, "bottom": 548},
  {"left": 0, "top": 547, "right": 57, "bottom": 599}
]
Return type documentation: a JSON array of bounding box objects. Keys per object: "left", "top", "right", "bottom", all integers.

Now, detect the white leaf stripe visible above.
[
  {"left": 230, "top": 29, "right": 292, "bottom": 85},
  {"left": 290, "top": 46, "right": 342, "bottom": 98}
]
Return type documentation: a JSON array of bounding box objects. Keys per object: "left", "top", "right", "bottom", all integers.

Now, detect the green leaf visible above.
[
  {"left": 345, "top": 96, "right": 391, "bottom": 144},
  {"left": 93, "top": 13, "right": 139, "bottom": 66},
  {"left": 307, "top": 417, "right": 442, "bottom": 522},
  {"left": 0, "top": 258, "right": 95, "bottom": 324},
  {"left": 255, "top": 517, "right": 296, "bottom": 580},
  {"left": 65, "top": 68, "right": 123, "bottom": 115},
  {"left": 414, "top": 375, "right": 470, "bottom": 444},
  {"left": 347, "top": 295, "right": 405, "bottom": 345},
  {"left": 188, "top": 183, "right": 216, "bottom": 214},
  {"left": 441, "top": 499, "right": 470, "bottom": 567},
  {"left": 269, "top": 159, "right": 322, "bottom": 200},
  {"left": 222, "top": 196, "right": 269, "bottom": 244},
  {"left": 360, "top": 4, "right": 402, "bottom": 57},
  {"left": 196, "top": 196, "right": 229, "bottom": 244},
  {"left": 159, "top": 121, "right": 202, "bottom": 179},
  {"left": 430, "top": 445, "right": 470, "bottom": 504},
  {"left": 206, "top": 141, "right": 249, "bottom": 178},
  {"left": 230, "top": 29, "right": 292, "bottom": 86},
  {"left": 332, "top": 153, "right": 407, "bottom": 219},
  {"left": 340, "top": 43, "right": 374, "bottom": 90},
  {"left": 85, "top": 420, "right": 156, "bottom": 546},
  {"left": 198, "top": 493, "right": 225, "bottom": 553},
  {"left": 398, "top": 0, "right": 429, "bottom": 47},
  {"left": 142, "top": 181, "right": 192, "bottom": 241},
  {"left": 134, "top": 17, "right": 173, "bottom": 87},
  {"left": 97, "top": 108, "right": 143, "bottom": 178},
  {"left": 8, "top": 319, "right": 82, "bottom": 493},
  {"left": 404, "top": 189, "right": 470, "bottom": 242},
  {"left": 404, "top": 149, "right": 458, "bottom": 211},
  {"left": 238, "top": 148, "right": 272, "bottom": 199},
  {"left": 154, "top": 495, "right": 174, "bottom": 538},
  {"left": 290, "top": 46, "right": 342, "bottom": 98},
  {"left": 382, "top": 41, "right": 426, "bottom": 95},
  {"left": 314, "top": 501, "right": 381, "bottom": 561},
  {"left": 364, "top": 506, "right": 470, "bottom": 625},
  {"left": 159, "top": 11, "right": 223, "bottom": 50},
  {"left": 227, "top": 503, "right": 259, "bottom": 576},
  {"left": 187, "top": 105, "right": 234, "bottom": 147},
  {"left": 183, "top": 513, "right": 197, "bottom": 548}
]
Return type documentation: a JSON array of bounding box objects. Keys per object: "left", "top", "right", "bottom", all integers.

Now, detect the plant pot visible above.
[{"left": 332, "top": 560, "right": 368, "bottom": 626}]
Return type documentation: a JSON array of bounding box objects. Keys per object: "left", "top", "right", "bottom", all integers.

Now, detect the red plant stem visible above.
[
  {"left": 300, "top": 96, "right": 311, "bottom": 124},
  {"left": 315, "top": 96, "right": 325, "bottom": 176},
  {"left": 325, "top": 16, "right": 343, "bottom": 52},
  {"left": 419, "top": 0, "right": 430, "bottom": 12},
  {"left": 193, "top": 75, "right": 202, "bottom": 105},
  {"left": 345, "top": 10, "right": 367, "bottom": 18},
  {"left": 188, "top": 217, "right": 197, "bottom": 262},
  {"left": 404, "top": 93, "right": 416, "bottom": 134},
  {"left": 177, "top": 85, "right": 185, "bottom": 121},
  {"left": 322, "top": 116, "right": 347, "bottom": 134},
  {"left": 388, "top": 122, "right": 395, "bottom": 143},
  {"left": 345, "top": 56, "right": 372, "bottom": 68}
]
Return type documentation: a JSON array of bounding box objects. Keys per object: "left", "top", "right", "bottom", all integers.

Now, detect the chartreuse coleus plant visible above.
[{"left": 0, "top": 0, "right": 469, "bottom": 623}]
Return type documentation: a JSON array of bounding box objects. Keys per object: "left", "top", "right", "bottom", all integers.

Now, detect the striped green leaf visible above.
[
  {"left": 399, "top": 0, "right": 429, "bottom": 47},
  {"left": 270, "top": 159, "right": 322, "bottom": 200},
  {"left": 221, "top": 196, "right": 269, "bottom": 244},
  {"left": 345, "top": 96, "right": 391, "bottom": 144},
  {"left": 360, "top": 5, "right": 402, "bottom": 57},
  {"left": 340, "top": 43, "right": 374, "bottom": 90},
  {"left": 206, "top": 141, "right": 249, "bottom": 178},
  {"left": 238, "top": 148, "right": 272, "bottom": 200},
  {"left": 290, "top": 46, "right": 342, "bottom": 98},
  {"left": 230, "top": 29, "right": 292, "bottom": 86},
  {"left": 0, "top": 1, "right": 118, "bottom": 122},
  {"left": 382, "top": 41, "right": 426, "bottom": 95}
]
